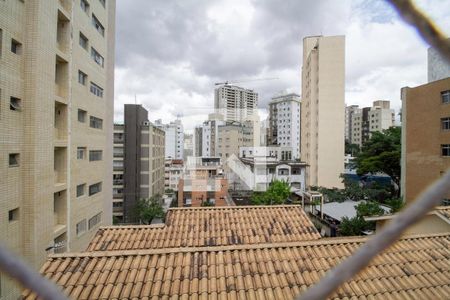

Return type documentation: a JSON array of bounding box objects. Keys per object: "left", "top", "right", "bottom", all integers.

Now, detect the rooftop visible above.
[
  {"left": 316, "top": 200, "right": 391, "bottom": 222},
  {"left": 87, "top": 206, "right": 320, "bottom": 251},
  {"left": 23, "top": 233, "right": 450, "bottom": 299}
]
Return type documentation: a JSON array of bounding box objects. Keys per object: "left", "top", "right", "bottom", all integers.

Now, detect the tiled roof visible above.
[
  {"left": 87, "top": 206, "right": 320, "bottom": 251},
  {"left": 23, "top": 233, "right": 450, "bottom": 299},
  {"left": 436, "top": 206, "right": 450, "bottom": 222}
]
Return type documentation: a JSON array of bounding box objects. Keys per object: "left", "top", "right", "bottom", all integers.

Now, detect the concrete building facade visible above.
[
  {"left": 154, "top": 118, "right": 184, "bottom": 159},
  {"left": 350, "top": 100, "right": 395, "bottom": 147},
  {"left": 217, "top": 121, "right": 254, "bottom": 161},
  {"left": 345, "top": 105, "right": 361, "bottom": 142},
  {"left": 401, "top": 78, "right": 450, "bottom": 205},
  {"left": 0, "top": 1, "right": 115, "bottom": 298},
  {"left": 268, "top": 93, "right": 301, "bottom": 158},
  {"left": 164, "top": 158, "right": 184, "bottom": 192},
  {"left": 301, "top": 35, "right": 345, "bottom": 189},
  {"left": 183, "top": 133, "right": 193, "bottom": 160},
  {"left": 193, "top": 114, "right": 225, "bottom": 158},
  {"left": 214, "top": 84, "right": 258, "bottom": 123},
  {"left": 113, "top": 105, "right": 165, "bottom": 224}
]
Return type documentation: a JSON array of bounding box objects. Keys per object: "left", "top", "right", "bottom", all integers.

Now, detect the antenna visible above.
[{"left": 134, "top": 94, "right": 137, "bottom": 105}]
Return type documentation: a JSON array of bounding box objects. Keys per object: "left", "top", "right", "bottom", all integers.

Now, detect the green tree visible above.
[
  {"left": 339, "top": 216, "right": 367, "bottom": 236},
  {"left": 355, "top": 201, "right": 384, "bottom": 217},
  {"left": 134, "top": 194, "right": 164, "bottom": 224},
  {"left": 355, "top": 127, "right": 401, "bottom": 194},
  {"left": 385, "top": 198, "right": 404, "bottom": 213},
  {"left": 251, "top": 180, "right": 291, "bottom": 205}
]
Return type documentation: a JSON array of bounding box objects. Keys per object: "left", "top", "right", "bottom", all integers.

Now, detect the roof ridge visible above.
[
  {"left": 167, "top": 205, "right": 302, "bottom": 211},
  {"left": 56, "top": 232, "right": 450, "bottom": 259}
]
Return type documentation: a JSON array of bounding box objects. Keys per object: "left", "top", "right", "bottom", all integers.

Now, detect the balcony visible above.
[
  {"left": 54, "top": 147, "right": 67, "bottom": 185},
  {"left": 54, "top": 102, "right": 68, "bottom": 142},
  {"left": 53, "top": 191, "right": 67, "bottom": 235},
  {"left": 56, "top": 10, "right": 70, "bottom": 54}
]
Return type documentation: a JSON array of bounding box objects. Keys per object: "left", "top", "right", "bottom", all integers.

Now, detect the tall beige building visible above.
[
  {"left": 0, "top": 1, "right": 115, "bottom": 298},
  {"left": 301, "top": 35, "right": 345, "bottom": 189}
]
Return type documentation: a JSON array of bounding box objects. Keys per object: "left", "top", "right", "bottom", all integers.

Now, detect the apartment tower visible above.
[
  {"left": 345, "top": 105, "right": 361, "bottom": 142},
  {"left": 214, "top": 84, "right": 258, "bottom": 123},
  {"left": 350, "top": 100, "right": 395, "bottom": 147},
  {"left": 268, "top": 93, "right": 301, "bottom": 159},
  {"left": 301, "top": 35, "right": 345, "bottom": 189},
  {"left": 113, "top": 105, "right": 165, "bottom": 224},
  {"left": 154, "top": 118, "right": 184, "bottom": 159},
  {"left": 0, "top": 0, "right": 115, "bottom": 298},
  {"left": 401, "top": 78, "right": 450, "bottom": 205}
]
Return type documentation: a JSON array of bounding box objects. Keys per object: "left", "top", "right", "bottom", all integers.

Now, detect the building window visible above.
[
  {"left": 90, "top": 47, "right": 104, "bottom": 67},
  {"left": 78, "top": 70, "right": 87, "bottom": 85},
  {"left": 80, "top": 0, "right": 89, "bottom": 13},
  {"left": 79, "top": 32, "right": 88, "bottom": 50},
  {"left": 89, "top": 116, "right": 103, "bottom": 129},
  {"left": 442, "top": 117, "right": 450, "bottom": 130},
  {"left": 92, "top": 14, "right": 105, "bottom": 36},
  {"left": 89, "top": 150, "right": 102, "bottom": 161},
  {"left": 78, "top": 109, "right": 87, "bottom": 122},
  {"left": 77, "top": 147, "right": 86, "bottom": 159},
  {"left": 113, "top": 160, "right": 123, "bottom": 170},
  {"left": 76, "top": 219, "right": 87, "bottom": 236},
  {"left": 442, "top": 144, "right": 450, "bottom": 157},
  {"left": 90, "top": 82, "right": 103, "bottom": 97},
  {"left": 10, "top": 97, "right": 21, "bottom": 111},
  {"left": 9, "top": 153, "right": 19, "bottom": 167},
  {"left": 89, "top": 182, "right": 102, "bottom": 196},
  {"left": 76, "top": 184, "right": 86, "bottom": 197},
  {"left": 11, "top": 39, "right": 22, "bottom": 54},
  {"left": 8, "top": 208, "right": 19, "bottom": 222},
  {"left": 442, "top": 90, "right": 450, "bottom": 104},
  {"left": 88, "top": 212, "right": 102, "bottom": 230}
]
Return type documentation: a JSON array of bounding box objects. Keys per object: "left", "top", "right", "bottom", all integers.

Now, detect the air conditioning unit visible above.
[{"left": 142, "top": 121, "right": 150, "bottom": 126}]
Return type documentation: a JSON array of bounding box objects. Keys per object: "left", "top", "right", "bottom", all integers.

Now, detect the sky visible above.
[{"left": 114, "top": 0, "right": 450, "bottom": 132}]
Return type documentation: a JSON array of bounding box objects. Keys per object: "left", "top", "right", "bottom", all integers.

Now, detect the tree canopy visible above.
[
  {"left": 251, "top": 180, "right": 291, "bottom": 205},
  {"left": 134, "top": 194, "right": 165, "bottom": 224},
  {"left": 355, "top": 127, "right": 401, "bottom": 190}
]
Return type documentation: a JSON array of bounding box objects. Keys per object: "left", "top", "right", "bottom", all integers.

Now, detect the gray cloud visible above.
[{"left": 114, "top": 0, "right": 450, "bottom": 131}]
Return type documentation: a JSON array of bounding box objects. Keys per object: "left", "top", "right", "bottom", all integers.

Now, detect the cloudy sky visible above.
[{"left": 114, "top": 0, "right": 450, "bottom": 132}]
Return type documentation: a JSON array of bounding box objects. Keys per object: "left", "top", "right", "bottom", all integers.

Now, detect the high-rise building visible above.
[
  {"left": 154, "top": 119, "right": 184, "bottom": 159},
  {"left": 345, "top": 105, "right": 361, "bottom": 142},
  {"left": 350, "top": 100, "right": 395, "bottom": 147},
  {"left": 401, "top": 78, "right": 450, "bottom": 205},
  {"left": 113, "top": 105, "right": 165, "bottom": 224},
  {"left": 301, "top": 35, "right": 345, "bottom": 189},
  {"left": 214, "top": 84, "right": 258, "bottom": 122},
  {"left": 0, "top": 1, "right": 115, "bottom": 297},
  {"left": 428, "top": 39, "right": 450, "bottom": 83},
  {"left": 164, "top": 159, "right": 184, "bottom": 192},
  {"left": 268, "top": 93, "right": 301, "bottom": 159},
  {"left": 193, "top": 113, "right": 225, "bottom": 157}
]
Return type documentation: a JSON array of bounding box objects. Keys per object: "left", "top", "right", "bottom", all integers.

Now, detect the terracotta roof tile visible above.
[
  {"left": 87, "top": 206, "right": 320, "bottom": 251},
  {"left": 24, "top": 233, "right": 450, "bottom": 299}
]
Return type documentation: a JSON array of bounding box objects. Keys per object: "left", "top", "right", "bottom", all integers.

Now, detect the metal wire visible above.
[
  {"left": 0, "top": 245, "right": 67, "bottom": 300},
  {"left": 388, "top": 0, "right": 450, "bottom": 64}
]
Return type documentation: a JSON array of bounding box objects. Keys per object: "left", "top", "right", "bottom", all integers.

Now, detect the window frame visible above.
[
  {"left": 441, "top": 144, "right": 450, "bottom": 157},
  {"left": 78, "top": 70, "right": 87, "bottom": 85},
  {"left": 442, "top": 90, "right": 450, "bottom": 104},
  {"left": 78, "top": 109, "right": 87, "bottom": 123},
  {"left": 76, "top": 184, "right": 86, "bottom": 197},
  {"left": 79, "top": 32, "right": 88, "bottom": 50},
  {"left": 89, "top": 182, "right": 102, "bottom": 196},
  {"left": 441, "top": 117, "right": 450, "bottom": 131},
  {"left": 9, "top": 153, "right": 20, "bottom": 167},
  {"left": 91, "top": 14, "right": 105, "bottom": 37},
  {"left": 89, "top": 116, "right": 103, "bottom": 129},
  {"left": 89, "top": 82, "right": 103, "bottom": 97}
]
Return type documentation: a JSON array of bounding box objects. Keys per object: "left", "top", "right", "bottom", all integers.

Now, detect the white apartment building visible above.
[
  {"left": 268, "top": 93, "right": 301, "bottom": 159},
  {"left": 214, "top": 84, "right": 258, "bottom": 123},
  {"left": 155, "top": 118, "right": 184, "bottom": 159},
  {"left": 0, "top": 1, "right": 115, "bottom": 298},
  {"left": 345, "top": 105, "right": 361, "bottom": 142},
  {"left": 351, "top": 100, "right": 395, "bottom": 147},
  {"left": 194, "top": 114, "right": 225, "bottom": 157},
  {"left": 226, "top": 147, "right": 306, "bottom": 192},
  {"left": 301, "top": 35, "right": 345, "bottom": 189}
]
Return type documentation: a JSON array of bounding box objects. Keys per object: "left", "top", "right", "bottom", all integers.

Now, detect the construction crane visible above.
[{"left": 214, "top": 77, "right": 279, "bottom": 86}]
